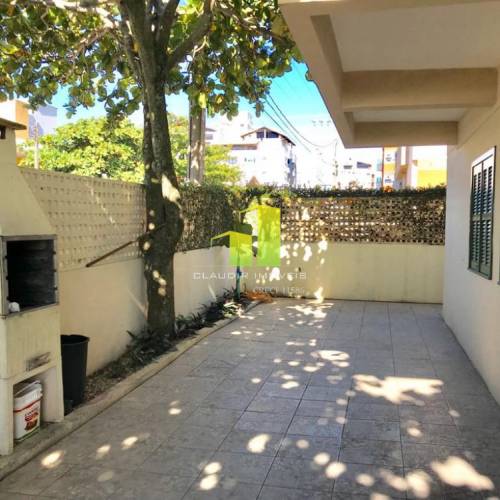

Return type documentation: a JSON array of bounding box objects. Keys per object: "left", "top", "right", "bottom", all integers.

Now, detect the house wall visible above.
[
  {"left": 244, "top": 242, "right": 444, "bottom": 304},
  {"left": 444, "top": 106, "right": 500, "bottom": 403}
]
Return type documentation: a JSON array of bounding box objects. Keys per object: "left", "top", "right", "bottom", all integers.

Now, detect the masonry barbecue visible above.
[{"left": 0, "top": 117, "right": 64, "bottom": 455}]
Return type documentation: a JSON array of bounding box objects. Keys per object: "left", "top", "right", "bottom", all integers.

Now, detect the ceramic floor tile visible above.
[
  {"left": 265, "top": 456, "right": 336, "bottom": 492},
  {"left": 2, "top": 299, "right": 498, "bottom": 500}
]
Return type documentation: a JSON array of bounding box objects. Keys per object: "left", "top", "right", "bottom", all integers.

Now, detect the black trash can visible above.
[{"left": 61, "top": 335, "right": 89, "bottom": 407}]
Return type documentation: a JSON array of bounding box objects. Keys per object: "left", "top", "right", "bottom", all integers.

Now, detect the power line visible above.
[
  {"left": 263, "top": 108, "right": 337, "bottom": 184},
  {"left": 289, "top": 61, "right": 317, "bottom": 101},
  {"left": 266, "top": 95, "right": 337, "bottom": 149},
  {"left": 262, "top": 107, "right": 312, "bottom": 153},
  {"left": 273, "top": 77, "right": 294, "bottom": 102}
]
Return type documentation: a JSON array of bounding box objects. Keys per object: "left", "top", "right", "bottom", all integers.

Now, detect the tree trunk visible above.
[
  {"left": 141, "top": 102, "right": 182, "bottom": 338},
  {"left": 120, "top": 1, "right": 184, "bottom": 339},
  {"left": 142, "top": 91, "right": 184, "bottom": 338},
  {"left": 137, "top": 73, "right": 183, "bottom": 340},
  {"left": 188, "top": 98, "right": 206, "bottom": 183}
]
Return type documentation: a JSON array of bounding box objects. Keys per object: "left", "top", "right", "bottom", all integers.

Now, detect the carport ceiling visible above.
[{"left": 279, "top": 0, "right": 500, "bottom": 147}]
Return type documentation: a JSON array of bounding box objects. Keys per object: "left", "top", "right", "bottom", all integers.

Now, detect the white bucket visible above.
[{"left": 13, "top": 380, "right": 42, "bottom": 442}]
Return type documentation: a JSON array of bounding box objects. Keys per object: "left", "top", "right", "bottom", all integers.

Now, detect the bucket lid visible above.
[{"left": 14, "top": 380, "right": 42, "bottom": 398}]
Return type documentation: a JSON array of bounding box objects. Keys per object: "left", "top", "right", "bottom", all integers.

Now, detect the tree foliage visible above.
[
  {"left": 20, "top": 115, "right": 241, "bottom": 184},
  {"left": 0, "top": 0, "right": 297, "bottom": 336},
  {"left": 20, "top": 118, "right": 144, "bottom": 182},
  {"left": 0, "top": 1, "right": 297, "bottom": 120}
]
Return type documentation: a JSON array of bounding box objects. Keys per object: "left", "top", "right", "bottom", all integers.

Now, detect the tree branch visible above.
[
  {"left": 158, "top": 0, "right": 181, "bottom": 44},
  {"left": 217, "top": 3, "right": 290, "bottom": 44},
  {"left": 116, "top": 4, "right": 145, "bottom": 87},
  {"left": 165, "top": 0, "right": 215, "bottom": 72},
  {"left": 50, "top": 0, "right": 116, "bottom": 27},
  {"left": 72, "top": 26, "right": 113, "bottom": 61}
]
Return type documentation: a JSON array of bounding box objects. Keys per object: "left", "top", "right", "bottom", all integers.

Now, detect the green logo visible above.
[{"left": 211, "top": 205, "right": 281, "bottom": 267}]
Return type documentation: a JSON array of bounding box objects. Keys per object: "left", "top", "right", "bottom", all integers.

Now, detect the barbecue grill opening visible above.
[{"left": 1, "top": 236, "right": 57, "bottom": 315}]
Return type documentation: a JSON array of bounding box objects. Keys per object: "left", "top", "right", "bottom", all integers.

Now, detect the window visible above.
[
  {"left": 469, "top": 148, "right": 496, "bottom": 278},
  {"left": 0, "top": 126, "right": 5, "bottom": 140},
  {"left": 356, "top": 161, "right": 370, "bottom": 169}
]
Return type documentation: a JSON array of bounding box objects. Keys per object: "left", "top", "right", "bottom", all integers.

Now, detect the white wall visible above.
[
  {"left": 174, "top": 246, "right": 235, "bottom": 317},
  {"left": 59, "top": 259, "right": 147, "bottom": 374},
  {"left": 59, "top": 246, "right": 235, "bottom": 374},
  {"left": 244, "top": 242, "right": 444, "bottom": 304},
  {"left": 0, "top": 130, "right": 53, "bottom": 236},
  {"left": 444, "top": 106, "right": 500, "bottom": 404}
]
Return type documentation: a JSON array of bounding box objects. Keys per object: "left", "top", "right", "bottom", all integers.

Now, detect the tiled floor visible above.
[{"left": 1, "top": 299, "right": 500, "bottom": 499}]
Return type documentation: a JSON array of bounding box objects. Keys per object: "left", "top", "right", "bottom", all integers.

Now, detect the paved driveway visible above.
[{"left": 1, "top": 299, "right": 500, "bottom": 499}]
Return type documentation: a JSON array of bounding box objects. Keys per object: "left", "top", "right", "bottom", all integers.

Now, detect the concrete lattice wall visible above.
[
  {"left": 21, "top": 169, "right": 145, "bottom": 270},
  {"left": 280, "top": 194, "right": 445, "bottom": 245}
]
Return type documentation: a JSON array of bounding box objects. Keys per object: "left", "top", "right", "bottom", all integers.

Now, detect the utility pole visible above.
[
  {"left": 33, "top": 118, "right": 40, "bottom": 169},
  {"left": 188, "top": 98, "right": 206, "bottom": 183}
]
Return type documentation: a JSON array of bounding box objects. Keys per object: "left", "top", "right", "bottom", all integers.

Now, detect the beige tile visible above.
[
  {"left": 236, "top": 411, "right": 293, "bottom": 434},
  {"left": 259, "top": 486, "right": 331, "bottom": 500},
  {"left": 347, "top": 402, "right": 399, "bottom": 422},
  {"left": 278, "top": 435, "right": 340, "bottom": 460},
  {"left": 0, "top": 458, "right": 71, "bottom": 495},
  {"left": 139, "top": 446, "right": 215, "bottom": 478},
  {"left": 344, "top": 419, "right": 400, "bottom": 442},
  {"left": 2, "top": 299, "right": 498, "bottom": 500},
  {"left": 202, "top": 451, "right": 273, "bottom": 484},
  {"left": 247, "top": 396, "right": 299, "bottom": 416},
  {"left": 184, "top": 479, "right": 261, "bottom": 500}
]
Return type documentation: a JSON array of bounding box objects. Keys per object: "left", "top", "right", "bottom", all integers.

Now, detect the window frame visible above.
[{"left": 468, "top": 147, "right": 496, "bottom": 279}]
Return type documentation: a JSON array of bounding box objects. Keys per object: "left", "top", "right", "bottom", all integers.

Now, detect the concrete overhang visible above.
[
  {"left": 279, "top": 0, "right": 500, "bottom": 147},
  {"left": 0, "top": 117, "right": 26, "bottom": 130}
]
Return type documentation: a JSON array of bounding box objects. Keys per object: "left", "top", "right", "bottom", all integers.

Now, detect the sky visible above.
[
  {"left": 49, "top": 60, "right": 382, "bottom": 185},
  {"left": 51, "top": 61, "right": 330, "bottom": 133}
]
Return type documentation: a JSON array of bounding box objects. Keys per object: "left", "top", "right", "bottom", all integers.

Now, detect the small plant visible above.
[
  {"left": 126, "top": 327, "right": 173, "bottom": 365},
  {"left": 174, "top": 288, "right": 249, "bottom": 337}
]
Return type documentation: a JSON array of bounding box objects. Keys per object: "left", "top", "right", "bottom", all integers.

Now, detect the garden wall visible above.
[
  {"left": 243, "top": 191, "right": 446, "bottom": 303},
  {"left": 21, "top": 169, "right": 233, "bottom": 373}
]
